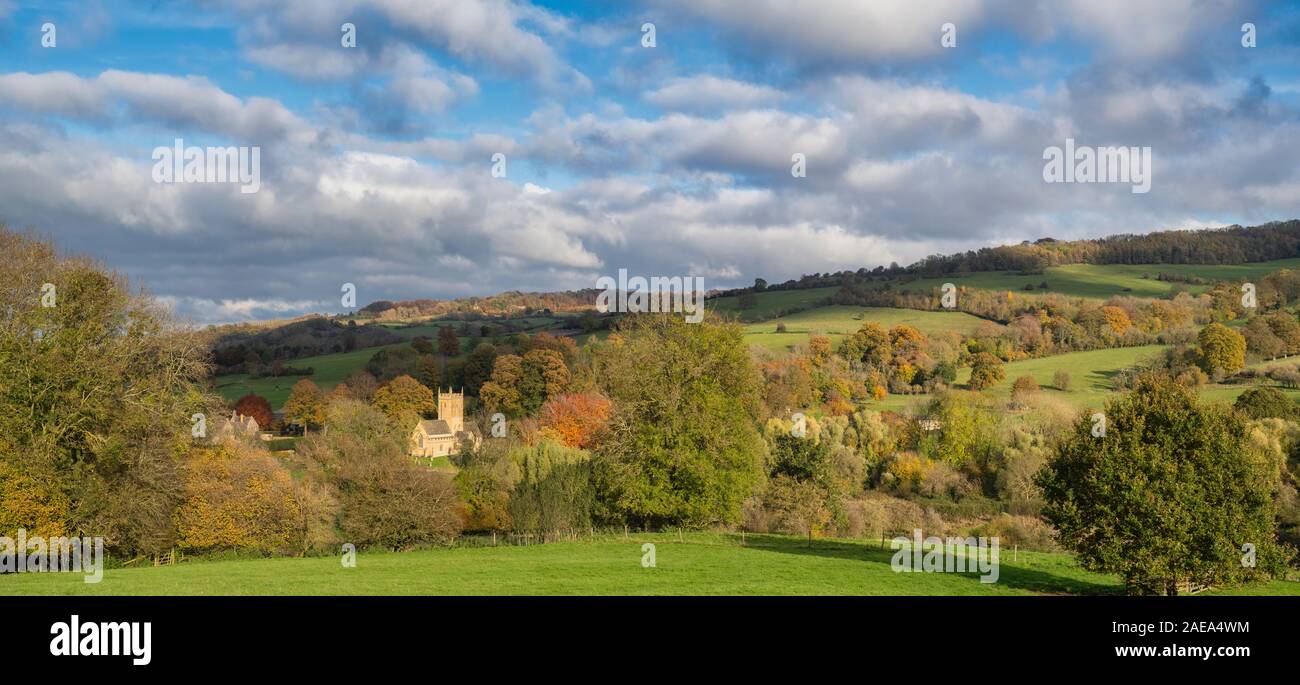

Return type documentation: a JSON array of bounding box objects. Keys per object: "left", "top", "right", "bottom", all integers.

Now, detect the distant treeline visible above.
[
  {"left": 361, "top": 289, "right": 600, "bottom": 320},
  {"left": 211, "top": 318, "right": 400, "bottom": 375},
  {"left": 716, "top": 220, "right": 1300, "bottom": 299},
  {"left": 911, "top": 220, "right": 1300, "bottom": 276}
]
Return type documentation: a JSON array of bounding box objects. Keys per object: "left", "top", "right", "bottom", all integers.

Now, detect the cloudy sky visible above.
[{"left": 1, "top": 1, "right": 1298, "bottom": 324}]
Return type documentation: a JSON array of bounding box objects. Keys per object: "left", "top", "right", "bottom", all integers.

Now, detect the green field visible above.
[
  {"left": 899, "top": 259, "right": 1300, "bottom": 300},
  {"left": 710, "top": 286, "right": 840, "bottom": 321},
  {"left": 867, "top": 345, "right": 1169, "bottom": 413},
  {"left": 742, "top": 306, "right": 989, "bottom": 353},
  {"left": 5, "top": 532, "right": 1294, "bottom": 596},
  {"left": 955, "top": 345, "right": 1169, "bottom": 408},
  {"left": 213, "top": 344, "right": 403, "bottom": 408}
]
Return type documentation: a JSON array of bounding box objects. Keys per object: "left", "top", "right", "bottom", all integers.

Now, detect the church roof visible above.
[{"left": 416, "top": 419, "right": 454, "bottom": 437}]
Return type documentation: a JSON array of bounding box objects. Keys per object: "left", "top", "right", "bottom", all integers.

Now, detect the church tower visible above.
[{"left": 438, "top": 388, "right": 464, "bottom": 434}]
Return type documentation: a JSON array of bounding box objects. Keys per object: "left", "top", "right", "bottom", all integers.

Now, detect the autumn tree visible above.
[
  {"left": 1010, "top": 375, "right": 1039, "bottom": 404},
  {"left": 371, "top": 375, "right": 437, "bottom": 423},
  {"left": 840, "top": 322, "right": 891, "bottom": 367},
  {"left": 967, "top": 352, "right": 1005, "bottom": 391},
  {"left": 1197, "top": 322, "right": 1246, "bottom": 374},
  {"left": 283, "top": 379, "right": 327, "bottom": 429},
  {"left": 480, "top": 354, "right": 524, "bottom": 416},
  {"left": 1037, "top": 374, "right": 1290, "bottom": 595},
  {"left": 1243, "top": 316, "right": 1285, "bottom": 359},
  {"left": 1052, "top": 370, "right": 1071, "bottom": 391},
  {"left": 174, "top": 441, "right": 303, "bottom": 553},
  {"left": 233, "top": 393, "right": 274, "bottom": 430},
  {"left": 344, "top": 370, "right": 380, "bottom": 402},
  {"left": 539, "top": 393, "right": 613, "bottom": 449},
  {"left": 1265, "top": 312, "right": 1300, "bottom": 355},
  {"left": 479, "top": 349, "right": 570, "bottom": 416}
]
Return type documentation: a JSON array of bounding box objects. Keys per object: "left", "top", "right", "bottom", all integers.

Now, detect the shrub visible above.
[
  {"left": 1234, "top": 387, "right": 1296, "bottom": 420},
  {"left": 1052, "top": 370, "right": 1071, "bottom": 391},
  {"left": 1010, "top": 375, "right": 1039, "bottom": 403}
]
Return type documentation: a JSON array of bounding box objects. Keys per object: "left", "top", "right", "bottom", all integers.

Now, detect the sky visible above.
[{"left": 1, "top": 0, "right": 1298, "bottom": 324}]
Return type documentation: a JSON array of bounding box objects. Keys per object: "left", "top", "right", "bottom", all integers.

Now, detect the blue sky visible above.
[{"left": 1, "top": 0, "right": 1298, "bottom": 323}]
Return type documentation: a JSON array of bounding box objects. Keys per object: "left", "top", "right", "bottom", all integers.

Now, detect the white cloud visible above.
[{"left": 645, "top": 75, "right": 785, "bottom": 112}]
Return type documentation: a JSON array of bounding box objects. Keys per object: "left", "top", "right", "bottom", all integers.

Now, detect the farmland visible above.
[{"left": 742, "top": 306, "right": 989, "bottom": 353}]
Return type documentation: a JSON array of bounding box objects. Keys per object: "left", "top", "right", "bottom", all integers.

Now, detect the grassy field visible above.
[
  {"left": 213, "top": 344, "right": 405, "bottom": 408},
  {"left": 868, "top": 345, "right": 1169, "bottom": 413},
  {"left": 897, "top": 259, "right": 1300, "bottom": 300},
  {"left": 710, "top": 286, "right": 840, "bottom": 322},
  {"left": 742, "top": 306, "right": 989, "bottom": 353},
  {"left": 5, "top": 532, "right": 1293, "bottom": 596},
  {"left": 954, "top": 345, "right": 1169, "bottom": 409}
]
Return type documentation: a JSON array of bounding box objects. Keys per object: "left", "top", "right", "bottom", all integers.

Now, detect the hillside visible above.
[{"left": 742, "top": 306, "right": 989, "bottom": 352}]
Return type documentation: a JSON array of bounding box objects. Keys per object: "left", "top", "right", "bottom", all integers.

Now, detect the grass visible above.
[
  {"left": 213, "top": 344, "right": 405, "bottom": 409},
  {"left": 898, "top": 259, "right": 1300, "bottom": 300},
  {"left": 953, "top": 345, "right": 1169, "bottom": 409},
  {"left": 868, "top": 345, "right": 1170, "bottom": 413},
  {"left": 5, "top": 531, "right": 1293, "bottom": 596},
  {"left": 710, "top": 287, "right": 841, "bottom": 322},
  {"left": 742, "top": 306, "right": 989, "bottom": 353},
  {"left": 0, "top": 533, "right": 1110, "bottom": 596}
]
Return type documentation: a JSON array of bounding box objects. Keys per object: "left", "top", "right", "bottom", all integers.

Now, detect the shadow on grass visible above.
[{"left": 723, "top": 533, "right": 1122, "bottom": 596}]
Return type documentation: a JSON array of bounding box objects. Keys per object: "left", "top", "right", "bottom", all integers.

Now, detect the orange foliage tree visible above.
[{"left": 539, "top": 393, "right": 613, "bottom": 449}]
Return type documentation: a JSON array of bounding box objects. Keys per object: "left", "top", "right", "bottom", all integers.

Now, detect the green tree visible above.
[
  {"left": 1198, "top": 322, "right": 1246, "bottom": 373},
  {"left": 1234, "top": 387, "right": 1296, "bottom": 420},
  {"left": 1037, "top": 374, "right": 1290, "bottom": 595},
  {"left": 298, "top": 400, "right": 461, "bottom": 550},
  {"left": 0, "top": 227, "right": 210, "bottom": 556},
  {"left": 592, "top": 315, "right": 765, "bottom": 527}
]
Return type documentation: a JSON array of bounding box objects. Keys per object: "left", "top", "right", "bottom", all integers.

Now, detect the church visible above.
[{"left": 409, "top": 389, "right": 478, "bottom": 459}]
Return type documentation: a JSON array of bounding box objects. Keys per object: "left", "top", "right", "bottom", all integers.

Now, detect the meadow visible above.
[
  {"left": 742, "top": 305, "right": 989, "bottom": 353},
  {"left": 5, "top": 532, "right": 1295, "bottom": 596}
]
